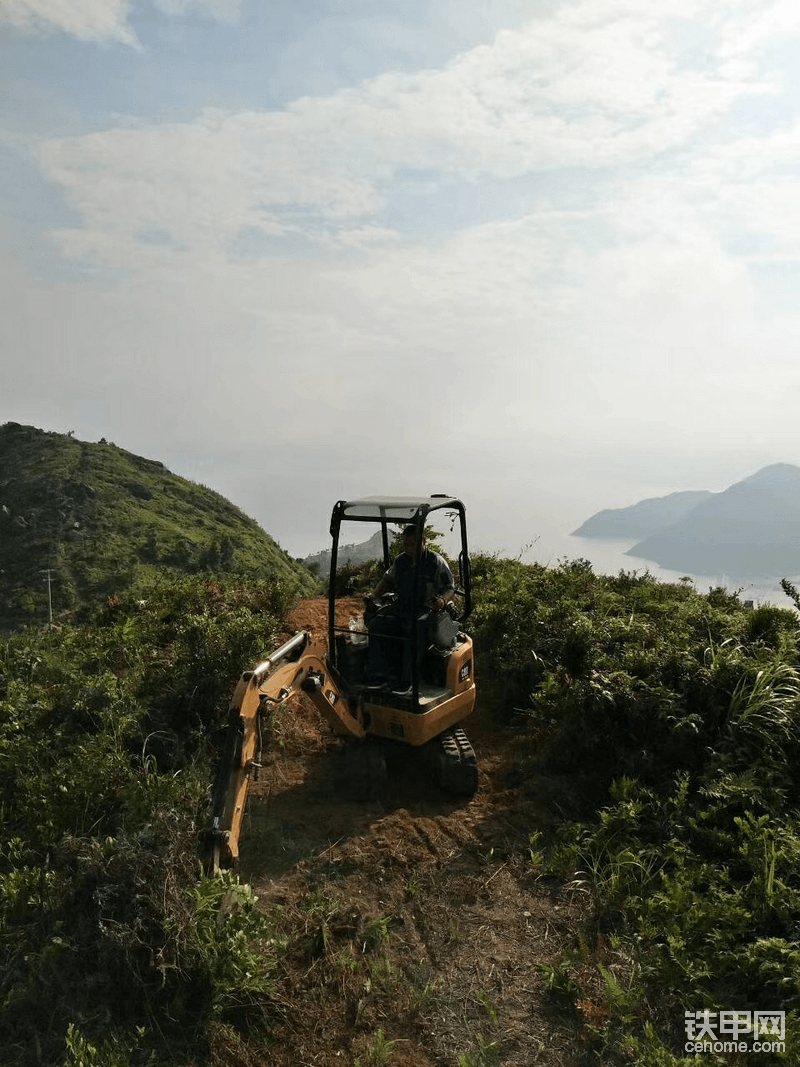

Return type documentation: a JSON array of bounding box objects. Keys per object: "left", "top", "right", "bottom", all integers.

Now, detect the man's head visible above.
[{"left": 402, "top": 525, "right": 425, "bottom": 559}]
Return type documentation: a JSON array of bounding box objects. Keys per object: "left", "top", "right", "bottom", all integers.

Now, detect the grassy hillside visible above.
[
  {"left": 472, "top": 557, "right": 800, "bottom": 1061},
  {"left": 0, "top": 574, "right": 290, "bottom": 1065},
  {"left": 2, "top": 557, "right": 800, "bottom": 1063},
  {"left": 0, "top": 423, "right": 316, "bottom": 626}
]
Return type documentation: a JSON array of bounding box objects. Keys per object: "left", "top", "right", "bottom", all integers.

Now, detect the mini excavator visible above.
[{"left": 199, "top": 496, "right": 477, "bottom": 873}]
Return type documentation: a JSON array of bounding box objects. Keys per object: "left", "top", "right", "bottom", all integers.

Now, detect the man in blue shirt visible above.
[{"left": 364, "top": 526, "right": 456, "bottom": 689}]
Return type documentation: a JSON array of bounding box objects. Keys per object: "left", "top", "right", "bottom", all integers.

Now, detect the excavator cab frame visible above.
[{"left": 327, "top": 495, "right": 473, "bottom": 713}]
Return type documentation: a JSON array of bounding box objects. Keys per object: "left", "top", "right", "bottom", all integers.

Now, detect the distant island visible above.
[
  {"left": 303, "top": 529, "right": 384, "bottom": 575},
  {"left": 573, "top": 490, "right": 714, "bottom": 540},
  {"left": 574, "top": 464, "right": 800, "bottom": 577}
]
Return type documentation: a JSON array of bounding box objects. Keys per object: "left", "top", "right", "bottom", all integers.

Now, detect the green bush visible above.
[
  {"left": 469, "top": 554, "right": 800, "bottom": 1059},
  {"left": 0, "top": 574, "right": 286, "bottom": 1064}
]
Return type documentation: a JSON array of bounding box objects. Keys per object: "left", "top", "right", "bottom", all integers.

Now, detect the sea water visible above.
[{"left": 524, "top": 532, "right": 796, "bottom": 609}]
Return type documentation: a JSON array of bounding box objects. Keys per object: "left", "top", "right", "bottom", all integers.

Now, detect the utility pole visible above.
[{"left": 41, "top": 569, "right": 53, "bottom": 627}]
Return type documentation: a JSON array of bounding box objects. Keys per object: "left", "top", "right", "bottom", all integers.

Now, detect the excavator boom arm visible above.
[
  {"left": 199, "top": 631, "right": 311, "bottom": 873},
  {"left": 199, "top": 630, "right": 365, "bottom": 873}
]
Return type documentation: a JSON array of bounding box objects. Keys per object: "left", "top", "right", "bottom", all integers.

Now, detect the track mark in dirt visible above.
[{"left": 225, "top": 598, "right": 593, "bottom": 1065}]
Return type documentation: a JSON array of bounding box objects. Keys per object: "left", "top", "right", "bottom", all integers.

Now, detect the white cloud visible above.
[
  {"left": 153, "top": 0, "right": 241, "bottom": 22},
  {"left": 34, "top": 0, "right": 790, "bottom": 270},
  {"left": 684, "top": 124, "right": 800, "bottom": 257},
  {"left": 8, "top": 0, "right": 800, "bottom": 558},
  {"left": 715, "top": 0, "right": 800, "bottom": 62},
  {"left": 325, "top": 226, "right": 402, "bottom": 249},
  {"left": 0, "top": 0, "right": 139, "bottom": 47},
  {"left": 23, "top": 0, "right": 800, "bottom": 442},
  {"left": 38, "top": 107, "right": 386, "bottom": 262},
  {"left": 312, "top": 11, "right": 760, "bottom": 179},
  {"left": 0, "top": 0, "right": 242, "bottom": 46}
]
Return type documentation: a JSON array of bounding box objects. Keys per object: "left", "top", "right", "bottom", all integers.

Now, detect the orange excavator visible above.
[{"left": 199, "top": 495, "right": 477, "bottom": 873}]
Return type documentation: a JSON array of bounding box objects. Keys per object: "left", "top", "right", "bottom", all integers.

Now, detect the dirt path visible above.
[{"left": 226, "top": 600, "right": 596, "bottom": 1067}]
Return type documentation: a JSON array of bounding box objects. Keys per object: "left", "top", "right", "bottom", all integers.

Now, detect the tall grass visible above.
[{"left": 468, "top": 555, "right": 800, "bottom": 1061}]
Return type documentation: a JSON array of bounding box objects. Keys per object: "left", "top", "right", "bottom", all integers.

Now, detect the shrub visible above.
[{"left": 0, "top": 574, "right": 286, "bottom": 1064}]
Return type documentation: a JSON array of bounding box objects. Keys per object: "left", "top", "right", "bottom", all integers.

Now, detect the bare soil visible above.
[{"left": 216, "top": 599, "right": 607, "bottom": 1067}]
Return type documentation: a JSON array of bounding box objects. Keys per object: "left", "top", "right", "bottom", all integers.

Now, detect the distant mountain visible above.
[
  {"left": 0, "top": 423, "right": 316, "bottom": 627},
  {"left": 303, "top": 529, "right": 385, "bottom": 575},
  {"left": 573, "top": 490, "right": 714, "bottom": 539},
  {"left": 625, "top": 464, "right": 800, "bottom": 577}
]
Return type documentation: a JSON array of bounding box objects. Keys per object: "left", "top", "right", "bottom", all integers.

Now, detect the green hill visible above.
[
  {"left": 0, "top": 423, "right": 316, "bottom": 626},
  {"left": 3, "top": 555, "right": 800, "bottom": 1064}
]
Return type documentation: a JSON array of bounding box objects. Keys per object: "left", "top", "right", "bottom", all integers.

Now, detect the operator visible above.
[{"left": 363, "top": 526, "right": 456, "bottom": 689}]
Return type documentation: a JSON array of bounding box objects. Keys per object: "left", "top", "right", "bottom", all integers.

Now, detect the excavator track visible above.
[{"left": 436, "top": 725, "right": 478, "bottom": 796}]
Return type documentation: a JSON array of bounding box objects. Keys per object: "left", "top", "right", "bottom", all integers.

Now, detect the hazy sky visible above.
[{"left": 3, "top": 0, "right": 800, "bottom": 559}]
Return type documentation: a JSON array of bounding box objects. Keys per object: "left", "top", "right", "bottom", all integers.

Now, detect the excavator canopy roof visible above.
[{"left": 333, "top": 495, "right": 464, "bottom": 523}]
